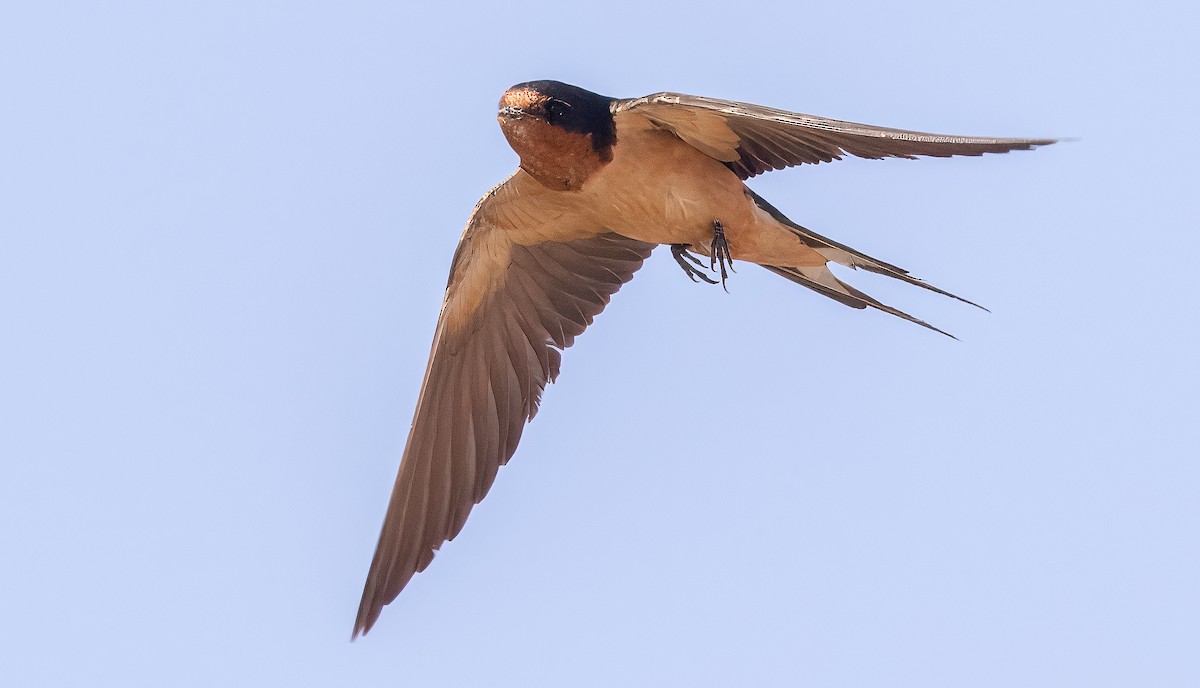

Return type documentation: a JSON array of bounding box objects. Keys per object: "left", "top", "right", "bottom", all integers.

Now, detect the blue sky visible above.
[{"left": 2, "top": 2, "right": 1197, "bottom": 686}]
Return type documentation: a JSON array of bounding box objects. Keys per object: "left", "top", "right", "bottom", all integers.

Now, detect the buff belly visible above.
[{"left": 577, "top": 121, "right": 826, "bottom": 268}]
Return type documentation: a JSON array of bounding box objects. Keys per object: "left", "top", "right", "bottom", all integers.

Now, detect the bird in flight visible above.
[{"left": 353, "top": 80, "right": 1053, "bottom": 637}]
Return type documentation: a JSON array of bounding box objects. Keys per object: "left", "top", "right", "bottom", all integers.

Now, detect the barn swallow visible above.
[{"left": 353, "top": 80, "right": 1053, "bottom": 637}]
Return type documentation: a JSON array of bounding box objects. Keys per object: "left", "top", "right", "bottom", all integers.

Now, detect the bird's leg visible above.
[
  {"left": 670, "top": 244, "right": 718, "bottom": 285},
  {"left": 709, "top": 220, "right": 735, "bottom": 291}
]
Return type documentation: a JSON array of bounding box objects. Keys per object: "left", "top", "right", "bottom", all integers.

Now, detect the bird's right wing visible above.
[
  {"left": 613, "top": 92, "right": 1055, "bottom": 179},
  {"left": 354, "top": 173, "right": 654, "bottom": 638}
]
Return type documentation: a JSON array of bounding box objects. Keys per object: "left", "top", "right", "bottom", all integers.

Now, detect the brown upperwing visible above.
[
  {"left": 353, "top": 176, "right": 654, "bottom": 637},
  {"left": 613, "top": 92, "right": 1055, "bottom": 179}
]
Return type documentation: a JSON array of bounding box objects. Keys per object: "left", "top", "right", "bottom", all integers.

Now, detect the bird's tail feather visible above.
[
  {"left": 763, "top": 264, "right": 957, "bottom": 339},
  {"left": 747, "top": 188, "right": 986, "bottom": 311}
]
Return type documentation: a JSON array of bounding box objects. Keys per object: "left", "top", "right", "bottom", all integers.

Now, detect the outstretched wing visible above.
[
  {"left": 613, "top": 92, "right": 1055, "bottom": 179},
  {"left": 354, "top": 175, "right": 654, "bottom": 637}
]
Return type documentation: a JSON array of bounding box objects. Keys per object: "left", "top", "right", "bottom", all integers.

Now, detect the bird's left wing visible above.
[
  {"left": 613, "top": 92, "right": 1055, "bottom": 179},
  {"left": 354, "top": 175, "right": 654, "bottom": 638}
]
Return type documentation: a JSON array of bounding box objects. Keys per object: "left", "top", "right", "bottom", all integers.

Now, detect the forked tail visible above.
[{"left": 749, "top": 189, "right": 981, "bottom": 338}]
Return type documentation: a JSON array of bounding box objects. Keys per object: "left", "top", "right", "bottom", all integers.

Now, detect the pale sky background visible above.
[{"left": 2, "top": 2, "right": 1197, "bottom": 686}]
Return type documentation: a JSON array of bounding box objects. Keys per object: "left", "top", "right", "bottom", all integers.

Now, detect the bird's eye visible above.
[{"left": 544, "top": 99, "right": 569, "bottom": 123}]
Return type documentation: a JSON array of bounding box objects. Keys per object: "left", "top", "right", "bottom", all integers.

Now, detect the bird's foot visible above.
[
  {"left": 670, "top": 244, "right": 718, "bottom": 284},
  {"left": 709, "top": 220, "right": 735, "bottom": 291}
]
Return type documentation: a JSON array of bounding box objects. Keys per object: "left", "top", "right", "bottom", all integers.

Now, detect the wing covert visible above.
[{"left": 614, "top": 92, "right": 1055, "bottom": 179}]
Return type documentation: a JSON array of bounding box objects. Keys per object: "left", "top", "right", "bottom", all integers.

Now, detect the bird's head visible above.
[{"left": 497, "top": 81, "right": 616, "bottom": 191}]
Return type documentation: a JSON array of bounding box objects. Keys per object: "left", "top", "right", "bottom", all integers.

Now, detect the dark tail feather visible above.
[
  {"left": 747, "top": 189, "right": 987, "bottom": 312},
  {"left": 764, "top": 264, "right": 957, "bottom": 339}
]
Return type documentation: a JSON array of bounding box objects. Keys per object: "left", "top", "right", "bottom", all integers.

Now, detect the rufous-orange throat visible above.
[{"left": 498, "top": 90, "right": 611, "bottom": 191}]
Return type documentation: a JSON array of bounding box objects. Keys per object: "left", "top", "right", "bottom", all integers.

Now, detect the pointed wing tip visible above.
[
  {"left": 352, "top": 582, "right": 386, "bottom": 640},
  {"left": 1037, "top": 136, "right": 1074, "bottom": 147},
  {"left": 1026, "top": 137, "right": 1060, "bottom": 149},
  {"left": 351, "top": 611, "right": 377, "bottom": 641}
]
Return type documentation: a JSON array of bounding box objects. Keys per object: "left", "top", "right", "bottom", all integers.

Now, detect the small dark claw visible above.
[
  {"left": 710, "top": 220, "right": 735, "bottom": 291},
  {"left": 678, "top": 246, "right": 707, "bottom": 269},
  {"left": 671, "top": 244, "right": 718, "bottom": 284}
]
